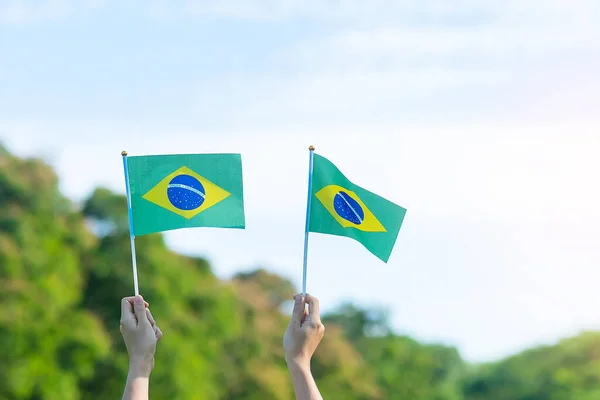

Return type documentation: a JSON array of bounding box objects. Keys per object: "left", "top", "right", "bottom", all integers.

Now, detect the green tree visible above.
[
  {"left": 463, "top": 332, "right": 600, "bottom": 400},
  {"left": 0, "top": 147, "right": 110, "bottom": 400},
  {"left": 324, "top": 303, "right": 465, "bottom": 400}
]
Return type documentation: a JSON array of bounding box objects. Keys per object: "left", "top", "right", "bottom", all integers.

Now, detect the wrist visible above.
[
  {"left": 128, "top": 358, "right": 153, "bottom": 378},
  {"left": 286, "top": 356, "right": 311, "bottom": 373}
]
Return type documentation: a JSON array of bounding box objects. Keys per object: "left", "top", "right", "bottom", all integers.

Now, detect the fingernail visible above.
[
  {"left": 135, "top": 296, "right": 143, "bottom": 304},
  {"left": 295, "top": 296, "right": 302, "bottom": 303}
]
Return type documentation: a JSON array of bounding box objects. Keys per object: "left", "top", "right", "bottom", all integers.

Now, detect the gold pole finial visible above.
[
  {"left": 308, "top": 145, "right": 315, "bottom": 151},
  {"left": 121, "top": 150, "right": 128, "bottom": 156}
]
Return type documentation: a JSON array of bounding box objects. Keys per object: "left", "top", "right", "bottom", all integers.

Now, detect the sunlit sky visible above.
[{"left": 2, "top": 0, "right": 600, "bottom": 362}]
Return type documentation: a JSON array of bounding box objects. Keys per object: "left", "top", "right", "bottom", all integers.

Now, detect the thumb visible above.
[
  {"left": 290, "top": 294, "right": 305, "bottom": 326},
  {"left": 133, "top": 295, "right": 150, "bottom": 327},
  {"left": 120, "top": 297, "right": 135, "bottom": 329}
]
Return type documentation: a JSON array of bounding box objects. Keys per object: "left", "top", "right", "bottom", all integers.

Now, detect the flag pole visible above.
[
  {"left": 121, "top": 151, "right": 140, "bottom": 296},
  {"left": 301, "top": 145, "right": 315, "bottom": 297}
]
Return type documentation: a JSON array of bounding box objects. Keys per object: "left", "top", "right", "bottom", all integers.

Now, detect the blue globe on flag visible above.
[
  {"left": 333, "top": 191, "right": 364, "bottom": 225},
  {"left": 167, "top": 174, "right": 205, "bottom": 210}
]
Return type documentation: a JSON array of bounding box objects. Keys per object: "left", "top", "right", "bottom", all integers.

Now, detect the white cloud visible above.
[
  {"left": 0, "top": 0, "right": 71, "bottom": 23},
  {"left": 174, "top": 0, "right": 600, "bottom": 128},
  {"left": 325, "top": 25, "right": 599, "bottom": 63},
  {"left": 0, "top": 0, "right": 111, "bottom": 24},
  {"left": 0, "top": 2, "right": 29, "bottom": 23},
  {"left": 4, "top": 0, "right": 599, "bottom": 26},
  {"left": 180, "top": 0, "right": 600, "bottom": 24}
]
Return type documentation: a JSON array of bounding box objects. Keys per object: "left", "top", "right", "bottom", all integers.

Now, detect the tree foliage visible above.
[
  {"left": 1, "top": 145, "right": 599, "bottom": 399},
  {"left": 463, "top": 332, "right": 600, "bottom": 400}
]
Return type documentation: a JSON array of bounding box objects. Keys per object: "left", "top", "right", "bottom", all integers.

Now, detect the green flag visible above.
[
  {"left": 308, "top": 153, "right": 406, "bottom": 262},
  {"left": 126, "top": 153, "right": 245, "bottom": 236}
]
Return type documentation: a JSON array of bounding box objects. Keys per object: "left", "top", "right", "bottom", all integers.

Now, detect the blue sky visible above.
[{"left": 1, "top": 0, "right": 600, "bottom": 362}]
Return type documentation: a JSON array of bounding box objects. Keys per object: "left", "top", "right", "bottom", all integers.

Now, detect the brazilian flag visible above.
[
  {"left": 125, "top": 153, "right": 245, "bottom": 235},
  {"left": 309, "top": 153, "right": 406, "bottom": 262}
]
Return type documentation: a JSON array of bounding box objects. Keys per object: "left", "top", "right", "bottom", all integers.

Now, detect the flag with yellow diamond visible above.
[
  {"left": 308, "top": 153, "right": 406, "bottom": 262},
  {"left": 126, "top": 153, "right": 244, "bottom": 236}
]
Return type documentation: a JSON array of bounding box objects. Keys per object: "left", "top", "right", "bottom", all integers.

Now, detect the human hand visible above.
[
  {"left": 283, "top": 293, "right": 325, "bottom": 369},
  {"left": 120, "top": 295, "right": 163, "bottom": 377}
]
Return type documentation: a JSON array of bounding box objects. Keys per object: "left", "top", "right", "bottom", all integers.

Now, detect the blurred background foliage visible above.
[{"left": 2, "top": 145, "right": 600, "bottom": 399}]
